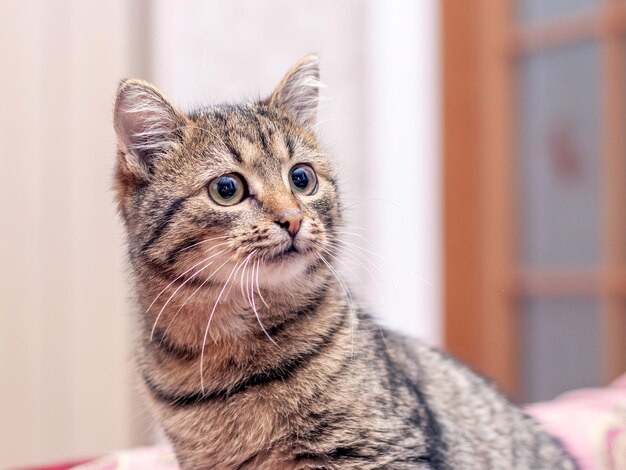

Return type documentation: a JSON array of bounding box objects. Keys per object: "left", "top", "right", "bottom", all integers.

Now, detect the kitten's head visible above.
[{"left": 113, "top": 55, "right": 340, "bottom": 288}]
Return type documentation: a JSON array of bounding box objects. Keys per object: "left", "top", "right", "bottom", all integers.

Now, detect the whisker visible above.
[
  {"left": 145, "top": 242, "right": 227, "bottom": 314},
  {"left": 254, "top": 257, "right": 270, "bottom": 309},
  {"left": 325, "top": 239, "right": 400, "bottom": 305},
  {"left": 170, "top": 236, "right": 229, "bottom": 257},
  {"left": 318, "top": 255, "right": 356, "bottom": 359},
  {"left": 332, "top": 238, "right": 432, "bottom": 286},
  {"left": 325, "top": 238, "right": 394, "bottom": 281},
  {"left": 322, "top": 247, "right": 387, "bottom": 311},
  {"left": 333, "top": 230, "right": 375, "bottom": 248},
  {"left": 326, "top": 239, "right": 391, "bottom": 356},
  {"left": 249, "top": 258, "right": 278, "bottom": 347},
  {"left": 162, "top": 256, "right": 233, "bottom": 337},
  {"left": 340, "top": 198, "right": 407, "bottom": 213},
  {"left": 335, "top": 224, "right": 371, "bottom": 232},
  {"left": 324, "top": 239, "right": 379, "bottom": 268},
  {"left": 149, "top": 249, "right": 227, "bottom": 341},
  {"left": 239, "top": 251, "right": 255, "bottom": 303},
  {"left": 200, "top": 256, "right": 251, "bottom": 394},
  {"left": 222, "top": 259, "right": 246, "bottom": 303}
]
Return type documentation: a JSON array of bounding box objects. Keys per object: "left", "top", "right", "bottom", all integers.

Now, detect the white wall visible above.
[
  {"left": 0, "top": 1, "right": 149, "bottom": 467},
  {"left": 364, "top": 0, "right": 441, "bottom": 344},
  {"left": 149, "top": 0, "right": 441, "bottom": 345}
]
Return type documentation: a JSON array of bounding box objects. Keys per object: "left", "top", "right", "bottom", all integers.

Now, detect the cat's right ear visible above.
[
  {"left": 113, "top": 79, "right": 187, "bottom": 180},
  {"left": 267, "top": 54, "right": 321, "bottom": 126}
]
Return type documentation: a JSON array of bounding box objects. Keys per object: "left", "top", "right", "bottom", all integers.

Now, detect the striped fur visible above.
[{"left": 113, "top": 55, "right": 577, "bottom": 469}]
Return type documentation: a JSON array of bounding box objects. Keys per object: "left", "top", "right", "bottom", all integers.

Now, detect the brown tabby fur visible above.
[{"left": 113, "top": 55, "right": 577, "bottom": 469}]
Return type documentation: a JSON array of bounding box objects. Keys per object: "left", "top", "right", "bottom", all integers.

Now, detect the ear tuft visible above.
[
  {"left": 113, "top": 79, "right": 186, "bottom": 178},
  {"left": 268, "top": 54, "right": 322, "bottom": 126}
]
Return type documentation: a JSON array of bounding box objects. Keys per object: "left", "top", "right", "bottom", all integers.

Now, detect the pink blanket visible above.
[
  {"left": 526, "top": 374, "right": 626, "bottom": 469},
  {"left": 69, "top": 447, "right": 177, "bottom": 470}
]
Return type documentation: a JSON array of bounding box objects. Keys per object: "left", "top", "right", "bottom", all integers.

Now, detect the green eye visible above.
[
  {"left": 208, "top": 174, "right": 246, "bottom": 206},
  {"left": 289, "top": 164, "right": 317, "bottom": 195}
]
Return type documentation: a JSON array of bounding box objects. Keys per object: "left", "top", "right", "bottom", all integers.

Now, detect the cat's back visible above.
[{"left": 378, "top": 329, "right": 577, "bottom": 469}]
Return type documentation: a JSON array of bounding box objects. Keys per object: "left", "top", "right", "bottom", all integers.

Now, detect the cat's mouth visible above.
[
  {"left": 275, "top": 243, "right": 299, "bottom": 259},
  {"left": 266, "top": 241, "right": 306, "bottom": 263}
]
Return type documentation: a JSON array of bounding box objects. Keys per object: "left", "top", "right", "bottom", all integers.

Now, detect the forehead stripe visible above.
[
  {"left": 257, "top": 125, "right": 271, "bottom": 156},
  {"left": 285, "top": 135, "right": 296, "bottom": 160},
  {"left": 224, "top": 139, "right": 243, "bottom": 164}
]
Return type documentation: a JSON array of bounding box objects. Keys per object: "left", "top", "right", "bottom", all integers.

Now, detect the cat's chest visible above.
[{"left": 156, "top": 388, "right": 305, "bottom": 468}]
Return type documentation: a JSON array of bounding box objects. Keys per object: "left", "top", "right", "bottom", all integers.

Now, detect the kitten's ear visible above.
[
  {"left": 113, "top": 79, "right": 187, "bottom": 179},
  {"left": 268, "top": 54, "right": 321, "bottom": 126}
]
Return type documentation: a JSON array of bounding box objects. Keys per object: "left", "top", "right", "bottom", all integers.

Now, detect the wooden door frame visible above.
[
  {"left": 442, "top": 0, "right": 516, "bottom": 397},
  {"left": 443, "top": 0, "right": 626, "bottom": 400}
]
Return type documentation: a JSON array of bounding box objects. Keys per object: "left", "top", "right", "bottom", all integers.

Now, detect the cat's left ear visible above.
[
  {"left": 267, "top": 54, "right": 321, "bottom": 126},
  {"left": 113, "top": 79, "right": 188, "bottom": 180}
]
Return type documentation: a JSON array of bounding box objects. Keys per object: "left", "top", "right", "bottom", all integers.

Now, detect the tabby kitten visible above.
[{"left": 113, "top": 55, "right": 576, "bottom": 469}]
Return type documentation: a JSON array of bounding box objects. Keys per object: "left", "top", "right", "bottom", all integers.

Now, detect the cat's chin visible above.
[
  {"left": 258, "top": 247, "right": 318, "bottom": 286},
  {"left": 257, "top": 258, "right": 312, "bottom": 287}
]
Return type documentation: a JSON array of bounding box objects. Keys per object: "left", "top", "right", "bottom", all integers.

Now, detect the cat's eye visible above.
[
  {"left": 208, "top": 174, "right": 246, "bottom": 206},
  {"left": 289, "top": 164, "right": 317, "bottom": 195}
]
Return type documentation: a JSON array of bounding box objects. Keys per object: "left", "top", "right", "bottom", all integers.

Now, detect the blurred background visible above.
[{"left": 1, "top": 0, "right": 624, "bottom": 467}]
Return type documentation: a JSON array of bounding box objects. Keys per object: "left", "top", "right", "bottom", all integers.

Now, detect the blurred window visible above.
[{"left": 518, "top": 0, "right": 598, "bottom": 25}]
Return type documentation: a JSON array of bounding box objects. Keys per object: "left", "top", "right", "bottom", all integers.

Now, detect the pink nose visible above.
[{"left": 275, "top": 211, "right": 303, "bottom": 237}]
